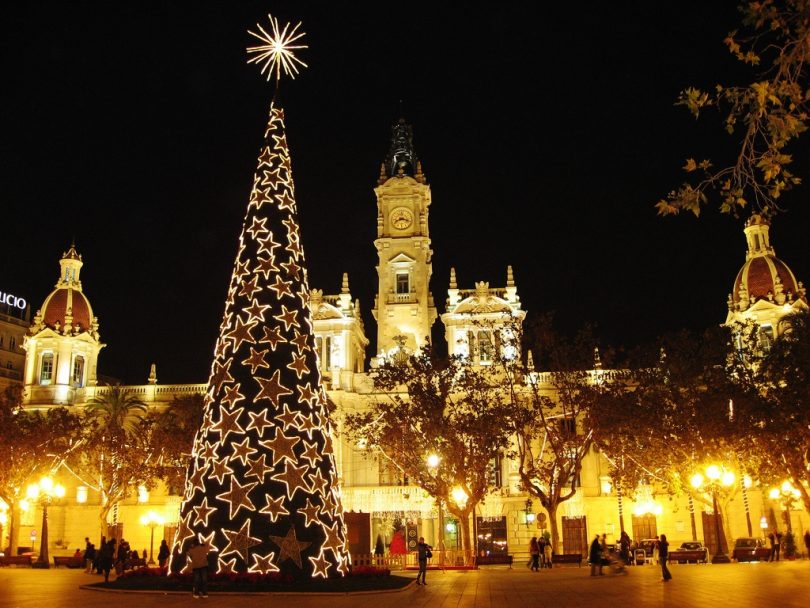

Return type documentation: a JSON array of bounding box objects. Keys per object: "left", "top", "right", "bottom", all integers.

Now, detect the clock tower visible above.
[{"left": 372, "top": 118, "right": 437, "bottom": 358}]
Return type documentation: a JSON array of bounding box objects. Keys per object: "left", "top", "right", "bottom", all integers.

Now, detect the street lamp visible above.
[
  {"left": 26, "top": 476, "right": 65, "bottom": 569},
  {"left": 140, "top": 511, "right": 165, "bottom": 565},
  {"left": 524, "top": 499, "right": 536, "bottom": 528},
  {"left": 690, "top": 464, "right": 734, "bottom": 564},
  {"left": 426, "top": 454, "right": 444, "bottom": 554},
  {"left": 768, "top": 481, "right": 801, "bottom": 532}
]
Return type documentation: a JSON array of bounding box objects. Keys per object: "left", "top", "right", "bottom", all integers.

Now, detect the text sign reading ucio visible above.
[{"left": 0, "top": 291, "right": 27, "bottom": 310}]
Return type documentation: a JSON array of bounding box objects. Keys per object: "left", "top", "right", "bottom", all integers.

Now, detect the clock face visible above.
[{"left": 390, "top": 207, "right": 413, "bottom": 230}]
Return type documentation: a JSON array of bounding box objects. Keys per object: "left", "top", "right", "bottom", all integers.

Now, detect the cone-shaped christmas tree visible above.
[{"left": 172, "top": 16, "right": 349, "bottom": 578}]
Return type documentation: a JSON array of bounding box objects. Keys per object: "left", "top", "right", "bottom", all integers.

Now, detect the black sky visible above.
[{"left": 2, "top": 2, "right": 809, "bottom": 384}]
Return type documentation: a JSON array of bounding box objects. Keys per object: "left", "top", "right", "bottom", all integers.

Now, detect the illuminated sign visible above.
[{"left": 0, "top": 291, "right": 27, "bottom": 310}]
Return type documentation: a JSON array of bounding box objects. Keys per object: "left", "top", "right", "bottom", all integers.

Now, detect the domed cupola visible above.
[
  {"left": 35, "top": 244, "right": 97, "bottom": 335},
  {"left": 725, "top": 214, "right": 807, "bottom": 336},
  {"left": 22, "top": 245, "right": 104, "bottom": 405}
]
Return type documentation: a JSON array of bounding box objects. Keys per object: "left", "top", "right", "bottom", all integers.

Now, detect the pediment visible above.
[{"left": 389, "top": 252, "right": 416, "bottom": 265}]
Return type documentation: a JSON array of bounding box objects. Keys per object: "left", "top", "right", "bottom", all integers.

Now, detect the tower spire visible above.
[{"left": 383, "top": 117, "right": 418, "bottom": 178}]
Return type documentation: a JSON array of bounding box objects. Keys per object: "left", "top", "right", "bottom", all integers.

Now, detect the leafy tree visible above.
[
  {"left": 149, "top": 394, "right": 204, "bottom": 494},
  {"left": 590, "top": 327, "right": 755, "bottom": 544},
  {"left": 747, "top": 311, "right": 810, "bottom": 512},
  {"left": 495, "top": 318, "right": 618, "bottom": 554},
  {"left": 343, "top": 344, "right": 514, "bottom": 554},
  {"left": 658, "top": 0, "right": 810, "bottom": 217},
  {"left": 68, "top": 385, "right": 155, "bottom": 539},
  {"left": 0, "top": 386, "right": 81, "bottom": 554}
]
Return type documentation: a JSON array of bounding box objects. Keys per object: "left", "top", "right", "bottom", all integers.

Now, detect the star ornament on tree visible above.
[{"left": 247, "top": 14, "right": 308, "bottom": 83}]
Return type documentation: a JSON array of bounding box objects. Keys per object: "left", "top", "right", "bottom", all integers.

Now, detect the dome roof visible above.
[
  {"left": 733, "top": 256, "right": 799, "bottom": 305},
  {"left": 30, "top": 244, "right": 99, "bottom": 337},
  {"left": 40, "top": 287, "right": 94, "bottom": 332},
  {"left": 730, "top": 214, "right": 805, "bottom": 310}
]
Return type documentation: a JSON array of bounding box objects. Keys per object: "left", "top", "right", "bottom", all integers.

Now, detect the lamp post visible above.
[
  {"left": 768, "top": 481, "right": 801, "bottom": 532},
  {"left": 690, "top": 465, "right": 734, "bottom": 564},
  {"left": 26, "top": 476, "right": 65, "bottom": 569},
  {"left": 426, "top": 454, "right": 445, "bottom": 557},
  {"left": 140, "top": 511, "right": 165, "bottom": 565}
]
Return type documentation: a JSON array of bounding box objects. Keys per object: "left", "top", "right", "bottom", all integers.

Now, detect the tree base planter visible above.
[{"left": 81, "top": 568, "right": 412, "bottom": 594}]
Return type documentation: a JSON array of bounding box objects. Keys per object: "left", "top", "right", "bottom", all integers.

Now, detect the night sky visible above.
[{"left": 2, "top": 2, "right": 809, "bottom": 384}]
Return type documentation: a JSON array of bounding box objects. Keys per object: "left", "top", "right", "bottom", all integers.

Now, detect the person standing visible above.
[
  {"left": 804, "top": 530, "right": 810, "bottom": 559},
  {"left": 659, "top": 534, "right": 672, "bottom": 582},
  {"left": 589, "top": 535, "right": 603, "bottom": 576},
  {"left": 157, "top": 539, "right": 171, "bottom": 568},
  {"left": 186, "top": 537, "right": 212, "bottom": 598},
  {"left": 538, "top": 536, "right": 547, "bottom": 569},
  {"left": 774, "top": 532, "right": 782, "bottom": 561},
  {"left": 544, "top": 537, "right": 553, "bottom": 568},
  {"left": 619, "top": 531, "right": 632, "bottom": 566},
  {"left": 84, "top": 542, "right": 96, "bottom": 574},
  {"left": 768, "top": 531, "right": 776, "bottom": 561},
  {"left": 529, "top": 537, "right": 540, "bottom": 571},
  {"left": 416, "top": 536, "right": 431, "bottom": 585},
  {"left": 99, "top": 538, "right": 116, "bottom": 583}
]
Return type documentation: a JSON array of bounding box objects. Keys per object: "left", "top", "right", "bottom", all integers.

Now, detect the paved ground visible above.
[{"left": 0, "top": 561, "right": 808, "bottom": 608}]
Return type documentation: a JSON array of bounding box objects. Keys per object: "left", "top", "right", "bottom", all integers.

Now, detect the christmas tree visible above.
[{"left": 171, "top": 14, "right": 349, "bottom": 578}]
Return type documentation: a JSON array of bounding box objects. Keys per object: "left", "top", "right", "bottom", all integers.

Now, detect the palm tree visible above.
[
  {"left": 81, "top": 385, "right": 150, "bottom": 539},
  {"left": 86, "top": 385, "right": 147, "bottom": 435}
]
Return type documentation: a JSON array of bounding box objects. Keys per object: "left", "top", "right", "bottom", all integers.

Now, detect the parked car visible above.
[
  {"left": 732, "top": 537, "right": 770, "bottom": 562},
  {"left": 668, "top": 541, "right": 709, "bottom": 563}
]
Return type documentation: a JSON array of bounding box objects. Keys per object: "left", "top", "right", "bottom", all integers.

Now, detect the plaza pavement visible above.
[{"left": 0, "top": 560, "right": 808, "bottom": 608}]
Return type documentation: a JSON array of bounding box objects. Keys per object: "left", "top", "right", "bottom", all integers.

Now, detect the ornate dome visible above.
[
  {"left": 30, "top": 244, "right": 99, "bottom": 336},
  {"left": 729, "top": 214, "right": 806, "bottom": 311},
  {"left": 40, "top": 287, "right": 94, "bottom": 332}
]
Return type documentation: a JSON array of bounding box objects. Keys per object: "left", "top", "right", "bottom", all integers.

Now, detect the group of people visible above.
[
  {"left": 527, "top": 536, "right": 553, "bottom": 571},
  {"left": 589, "top": 532, "right": 670, "bottom": 581},
  {"left": 81, "top": 536, "right": 171, "bottom": 582}
]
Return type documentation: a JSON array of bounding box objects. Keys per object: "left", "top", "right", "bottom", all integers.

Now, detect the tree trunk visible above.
[
  {"left": 99, "top": 500, "right": 112, "bottom": 544},
  {"left": 547, "top": 503, "right": 560, "bottom": 554},
  {"left": 7, "top": 502, "right": 19, "bottom": 555}
]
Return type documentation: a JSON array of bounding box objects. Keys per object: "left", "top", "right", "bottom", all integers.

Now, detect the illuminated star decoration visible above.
[
  {"left": 171, "top": 34, "right": 349, "bottom": 578},
  {"left": 247, "top": 14, "right": 308, "bottom": 83}
]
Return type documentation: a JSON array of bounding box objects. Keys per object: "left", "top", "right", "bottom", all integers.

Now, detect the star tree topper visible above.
[{"left": 247, "top": 14, "right": 308, "bottom": 84}]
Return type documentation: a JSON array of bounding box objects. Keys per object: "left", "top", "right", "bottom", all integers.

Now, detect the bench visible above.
[
  {"left": 0, "top": 555, "right": 33, "bottom": 567},
  {"left": 53, "top": 556, "right": 84, "bottom": 568},
  {"left": 552, "top": 553, "right": 582, "bottom": 567},
  {"left": 476, "top": 554, "right": 513, "bottom": 567}
]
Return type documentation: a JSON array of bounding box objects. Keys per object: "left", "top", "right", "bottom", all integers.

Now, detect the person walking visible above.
[
  {"left": 529, "top": 537, "right": 540, "bottom": 571},
  {"left": 186, "top": 537, "right": 212, "bottom": 598},
  {"left": 589, "top": 535, "right": 603, "bottom": 576},
  {"left": 659, "top": 534, "right": 672, "bottom": 582},
  {"left": 774, "top": 531, "right": 782, "bottom": 561},
  {"left": 416, "top": 536, "right": 432, "bottom": 585},
  {"left": 619, "top": 531, "right": 632, "bottom": 566}
]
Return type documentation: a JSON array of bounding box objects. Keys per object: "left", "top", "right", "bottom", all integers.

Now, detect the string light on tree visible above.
[{"left": 171, "top": 13, "right": 349, "bottom": 579}]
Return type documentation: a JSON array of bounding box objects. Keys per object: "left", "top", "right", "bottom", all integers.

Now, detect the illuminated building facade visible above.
[
  {"left": 0, "top": 291, "right": 29, "bottom": 391},
  {"left": 9, "top": 119, "right": 809, "bottom": 564}
]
